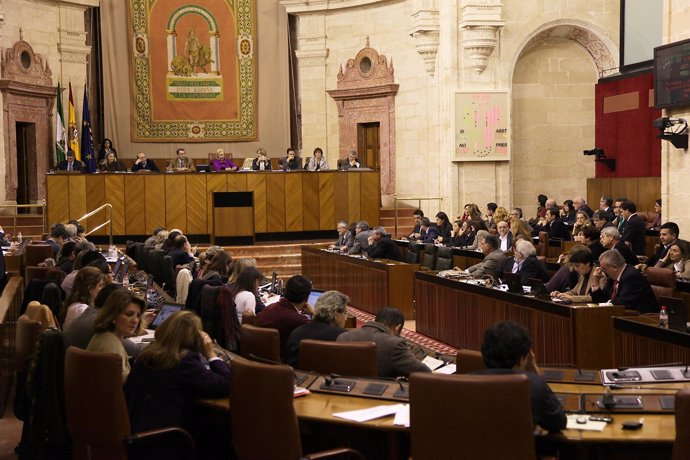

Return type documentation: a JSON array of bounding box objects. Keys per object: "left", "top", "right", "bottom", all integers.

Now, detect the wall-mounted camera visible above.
[
  {"left": 653, "top": 117, "right": 688, "bottom": 149},
  {"left": 583, "top": 148, "right": 616, "bottom": 171}
]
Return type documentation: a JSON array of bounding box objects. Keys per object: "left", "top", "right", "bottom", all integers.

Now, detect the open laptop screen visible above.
[{"left": 149, "top": 303, "right": 183, "bottom": 330}]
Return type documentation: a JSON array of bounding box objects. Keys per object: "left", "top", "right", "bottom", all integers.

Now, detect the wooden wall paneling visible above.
[
  {"left": 360, "top": 172, "right": 380, "bottom": 226},
  {"left": 636, "top": 177, "right": 661, "bottom": 211},
  {"left": 104, "top": 175, "right": 125, "bottom": 235},
  {"left": 302, "top": 173, "right": 320, "bottom": 230},
  {"left": 185, "top": 175, "right": 208, "bottom": 234},
  {"left": 587, "top": 178, "right": 610, "bottom": 210},
  {"left": 609, "top": 178, "right": 639, "bottom": 206},
  {"left": 284, "top": 174, "right": 303, "bottom": 232},
  {"left": 165, "top": 175, "right": 187, "bottom": 232},
  {"left": 318, "top": 173, "right": 336, "bottom": 230},
  {"left": 246, "top": 174, "right": 266, "bottom": 233},
  {"left": 124, "top": 175, "right": 146, "bottom": 235},
  {"left": 226, "top": 173, "right": 247, "bottom": 193},
  {"left": 144, "top": 175, "right": 166, "bottom": 234},
  {"left": 347, "top": 173, "right": 361, "bottom": 225},
  {"left": 206, "top": 174, "right": 227, "bottom": 237},
  {"left": 67, "top": 175, "right": 87, "bottom": 223},
  {"left": 266, "top": 174, "right": 286, "bottom": 232},
  {"left": 85, "top": 176, "right": 106, "bottom": 235},
  {"left": 46, "top": 176, "right": 70, "bottom": 226}
]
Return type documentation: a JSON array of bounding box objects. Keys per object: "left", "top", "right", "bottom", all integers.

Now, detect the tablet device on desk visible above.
[
  {"left": 308, "top": 289, "right": 325, "bottom": 306},
  {"left": 149, "top": 303, "right": 184, "bottom": 330},
  {"left": 659, "top": 296, "right": 687, "bottom": 332},
  {"left": 501, "top": 272, "right": 524, "bottom": 294}
]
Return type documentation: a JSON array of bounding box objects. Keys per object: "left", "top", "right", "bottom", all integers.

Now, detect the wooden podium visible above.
[{"left": 213, "top": 192, "right": 254, "bottom": 244}]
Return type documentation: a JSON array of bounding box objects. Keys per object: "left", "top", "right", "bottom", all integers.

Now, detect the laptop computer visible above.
[
  {"left": 307, "top": 289, "right": 326, "bottom": 306},
  {"left": 111, "top": 257, "right": 123, "bottom": 280},
  {"left": 501, "top": 272, "right": 524, "bottom": 294},
  {"left": 528, "top": 278, "right": 551, "bottom": 300},
  {"left": 149, "top": 303, "right": 184, "bottom": 330},
  {"left": 116, "top": 260, "right": 131, "bottom": 283},
  {"left": 660, "top": 296, "right": 688, "bottom": 332}
]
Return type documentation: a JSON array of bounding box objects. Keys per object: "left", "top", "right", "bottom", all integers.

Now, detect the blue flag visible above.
[{"left": 80, "top": 86, "right": 97, "bottom": 173}]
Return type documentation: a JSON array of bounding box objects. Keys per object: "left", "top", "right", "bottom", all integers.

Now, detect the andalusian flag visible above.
[
  {"left": 67, "top": 82, "right": 80, "bottom": 160},
  {"left": 55, "top": 82, "right": 67, "bottom": 163},
  {"left": 81, "top": 86, "right": 97, "bottom": 173}
]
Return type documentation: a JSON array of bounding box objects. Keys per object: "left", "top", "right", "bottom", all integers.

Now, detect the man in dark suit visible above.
[
  {"left": 56, "top": 150, "right": 84, "bottom": 172},
  {"left": 473, "top": 321, "right": 566, "bottom": 433},
  {"left": 408, "top": 209, "right": 424, "bottom": 240},
  {"left": 646, "top": 222, "right": 680, "bottom": 266},
  {"left": 366, "top": 226, "right": 401, "bottom": 261},
  {"left": 599, "top": 226, "right": 638, "bottom": 266},
  {"left": 532, "top": 207, "right": 571, "bottom": 241},
  {"left": 465, "top": 234, "right": 508, "bottom": 279},
  {"left": 330, "top": 220, "right": 353, "bottom": 252},
  {"left": 496, "top": 220, "right": 513, "bottom": 252},
  {"left": 131, "top": 152, "right": 160, "bottom": 172},
  {"left": 340, "top": 150, "right": 362, "bottom": 170},
  {"left": 590, "top": 249, "right": 659, "bottom": 313},
  {"left": 573, "top": 196, "right": 593, "bottom": 218},
  {"left": 611, "top": 197, "right": 628, "bottom": 232},
  {"left": 498, "top": 239, "right": 549, "bottom": 284},
  {"left": 281, "top": 148, "right": 302, "bottom": 171},
  {"left": 620, "top": 200, "right": 646, "bottom": 255},
  {"left": 348, "top": 220, "right": 371, "bottom": 255},
  {"left": 420, "top": 217, "right": 439, "bottom": 243},
  {"left": 598, "top": 195, "right": 616, "bottom": 222}
]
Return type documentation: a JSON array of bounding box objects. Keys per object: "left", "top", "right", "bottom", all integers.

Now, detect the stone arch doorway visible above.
[
  {"left": 510, "top": 22, "right": 618, "bottom": 212},
  {"left": 0, "top": 39, "right": 55, "bottom": 204}
]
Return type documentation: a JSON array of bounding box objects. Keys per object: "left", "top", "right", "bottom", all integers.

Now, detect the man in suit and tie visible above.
[
  {"left": 348, "top": 220, "right": 371, "bottom": 255},
  {"left": 498, "top": 239, "right": 549, "bottom": 284},
  {"left": 131, "top": 152, "right": 160, "bottom": 172},
  {"left": 463, "top": 234, "right": 508, "bottom": 279},
  {"left": 620, "top": 200, "right": 646, "bottom": 255},
  {"left": 419, "top": 217, "right": 439, "bottom": 244},
  {"left": 341, "top": 150, "right": 361, "bottom": 170},
  {"left": 484, "top": 202, "right": 497, "bottom": 230},
  {"left": 611, "top": 197, "right": 628, "bottom": 232},
  {"left": 408, "top": 209, "right": 424, "bottom": 240},
  {"left": 167, "top": 148, "right": 196, "bottom": 172},
  {"left": 330, "top": 220, "right": 353, "bottom": 252},
  {"left": 496, "top": 220, "right": 513, "bottom": 252},
  {"left": 599, "top": 195, "right": 615, "bottom": 222},
  {"left": 590, "top": 249, "right": 658, "bottom": 313},
  {"left": 599, "top": 226, "right": 639, "bottom": 266},
  {"left": 56, "top": 150, "right": 84, "bottom": 172},
  {"left": 366, "top": 226, "right": 402, "bottom": 261},
  {"left": 644, "top": 221, "right": 680, "bottom": 267},
  {"left": 532, "top": 207, "right": 571, "bottom": 241}
]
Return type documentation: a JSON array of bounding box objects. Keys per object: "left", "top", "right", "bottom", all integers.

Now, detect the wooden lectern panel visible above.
[
  {"left": 165, "top": 175, "right": 187, "bottom": 231},
  {"left": 206, "top": 174, "right": 227, "bottom": 236},
  {"left": 266, "top": 174, "right": 286, "bottom": 233},
  {"left": 347, "top": 173, "right": 361, "bottom": 225},
  {"left": 246, "top": 174, "right": 266, "bottom": 233},
  {"left": 284, "top": 174, "right": 303, "bottom": 232},
  {"left": 319, "top": 173, "right": 336, "bottom": 230},
  {"left": 46, "top": 175, "right": 69, "bottom": 226},
  {"left": 104, "top": 175, "right": 125, "bottom": 235},
  {"left": 144, "top": 175, "right": 166, "bottom": 234},
  {"left": 124, "top": 175, "right": 146, "bottom": 235},
  {"left": 68, "top": 175, "right": 87, "bottom": 224},
  {"left": 186, "top": 175, "right": 208, "bottom": 234},
  {"left": 302, "top": 173, "right": 320, "bottom": 230},
  {"left": 86, "top": 175, "right": 106, "bottom": 235},
  {"left": 213, "top": 192, "right": 254, "bottom": 237},
  {"left": 360, "top": 173, "right": 380, "bottom": 226}
]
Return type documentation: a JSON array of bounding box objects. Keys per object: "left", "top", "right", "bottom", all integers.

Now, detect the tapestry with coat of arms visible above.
[{"left": 128, "top": 0, "right": 257, "bottom": 142}]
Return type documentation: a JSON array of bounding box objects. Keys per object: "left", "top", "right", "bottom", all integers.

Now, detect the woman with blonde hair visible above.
[
  {"left": 493, "top": 207, "right": 509, "bottom": 224},
  {"left": 86, "top": 289, "right": 145, "bottom": 381},
  {"left": 227, "top": 257, "right": 258, "bottom": 285},
  {"left": 124, "top": 310, "right": 230, "bottom": 456},
  {"left": 571, "top": 211, "right": 592, "bottom": 239},
  {"left": 211, "top": 148, "right": 238, "bottom": 171},
  {"left": 510, "top": 218, "right": 533, "bottom": 245},
  {"left": 61, "top": 266, "right": 105, "bottom": 329},
  {"left": 651, "top": 241, "right": 690, "bottom": 279}
]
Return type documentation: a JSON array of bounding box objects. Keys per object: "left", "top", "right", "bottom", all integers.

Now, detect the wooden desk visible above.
[
  {"left": 45, "top": 171, "right": 380, "bottom": 237},
  {"left": 414, "top": 271, "right": 626, "bottom": 368},
  {"left": 613, "top": 315, "right": 690, "bottom": 367},
  {"left": 301, "top": 246, "right": 418, "bottom": 319}
]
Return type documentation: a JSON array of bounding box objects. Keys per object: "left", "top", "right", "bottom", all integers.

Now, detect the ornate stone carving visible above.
[
  {"left": 1, "top": 39, "right": 52, "bottom": 85},
  {"left": 58, "top": 28, "right": 91, "bottom": 66},
  {"left": 409, "top": 8, "right": 439, "bottom": 76},
  {"left": 295, "top": 35, "right": 328, "bottom": 67},
  {"left": 460, "top": 1, "right": 505, "bottom": 74}
]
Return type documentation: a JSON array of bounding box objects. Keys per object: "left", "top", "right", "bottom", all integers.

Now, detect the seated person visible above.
[
  {"left": 571, "top": 211, "right": 592, "bottom": 240},
  {"left": 329, "top": 220, "right": 353, "bottom": 252},
  {"left": 366, "top": 226, "right": 401, "bottom": 261},
  {"left": 99, "top": 152, "right": 127, "bottom": 172},
  {"left": 408, "top": 209, "right": 424, "bottom": 240},
  {"left": 281, "top": 148, "right": 302, "bottom": 171},
  {"left": 646, "top": 221, "right": 680, "bottom": 266},
  {"left": 167, "top": 148, "right": 196, "bottom": 172},
  {"left": 212, "top": 148, "right": 238, "bottom": 172},
  {"left": 305, "top": 147, "right": 329, "bottom": 171},
  {"left": 349, "top": 221, "right": 371, "bottom": 255},
  {"left": 473, "top": 321, "right": 566, "bottom": 432},
  {"left": 498, "top": 238, "right": 549, "bottom": 284},
  {"left": 255, "top": 275, "right": 314, "bottom": 361},
  {"left": 251, "top": 148, "right": 272, "bottom": 171},
  {"left": 57, "top": 241, "right": 77, "bottom": 274},
  {"left": 591, "top": 210, "right": 612, "bottom": 231},
  {"left": 532, "top": 207, "right": 571, "bottom": 241},
  {"left": 462, "top": 234, "right": 508, "bottom": 279},
  {"left": 544, "top": 245, "right": 588, "bottom": 293},
  {"left": 286, "top": 290, "right": 348, "bottom": 369},
  {"left": 449, "top": 220, "right": 475, "bottom": 248},
  {"left": 645, "top": 241, "right": 690, "bottom": 279},
  {"left": 56, "top": 150, "right": 84, "bottom": 172},
  {"left": 496, "top": 220, "right": 512, "bottom": 252},
  {"left": 337, "top": 307, "right": 430, "bottom": 378},
  {"left": 577, "top": 225, "right": 605, "bottom": 261},
  {"left": 131, "top": 152, "right": 160, "bottom": 172},
  {"left": 340, "top": 150, "right": 361, "bottom": 170},
  {"left": 599, "top": 226, "right": 638, "bottom": 266},
  {"left": 168, "top": 235, "right": 195, "bottom": 271},
  {"left": 550, "top": 247, "right": 598, "bottom": 303},
  {"left": 419, "top": 217, "right": 439, "bottom": 244},
  {"left": 433, "top": 212, "right": 453, "bottom": 245},
  {"left": 590, "top": 249, "right": 659, "bottom": 313}
]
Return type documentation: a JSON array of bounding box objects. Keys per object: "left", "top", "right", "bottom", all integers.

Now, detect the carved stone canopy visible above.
[
  {"left": 1, "top": 40, "right": 53, "bottom": 87},
  {"left": 335, "top": 45, "right": 395, "bottom": 89}
]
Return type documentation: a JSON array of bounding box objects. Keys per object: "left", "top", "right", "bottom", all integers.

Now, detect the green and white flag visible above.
[{"left": 56, "top": 81, "right": 67, "bottom": 163}]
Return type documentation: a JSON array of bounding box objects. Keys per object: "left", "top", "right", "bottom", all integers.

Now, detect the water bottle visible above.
[
  {"left": 659, "top": 306, "right": 669, "bottom": 329},
  {"left": 123, "top": 273, "right": 130, "bottom": 288},
  {"left": 16, "top": 232, "right": 22, "bottom": 243}
]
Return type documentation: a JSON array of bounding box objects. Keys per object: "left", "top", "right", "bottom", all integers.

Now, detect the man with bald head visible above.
[{"left": 131, "top": 152, "right": 160, "bottom": 172}]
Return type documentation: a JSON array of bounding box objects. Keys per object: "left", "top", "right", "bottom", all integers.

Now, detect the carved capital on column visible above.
[
  {"left": 295, "top": 35, "right": 328, "bottom": 67},
  {"left": 409, "top": 9, "right": 439, "bottom": 76},
  {"left": 460, "top": 1, "right": 505, "bottom": 74},
  {"left": 58, "top": 28, "right": 91, "bottom": 64}
]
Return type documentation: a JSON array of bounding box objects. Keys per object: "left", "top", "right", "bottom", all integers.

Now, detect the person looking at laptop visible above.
[{"left": 550, "top": 247, "right": 598, "bottom": 303}]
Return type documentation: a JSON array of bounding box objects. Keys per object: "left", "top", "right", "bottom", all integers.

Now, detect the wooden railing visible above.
[
  {"left": 0, "top": 201, "right": 47, "bottom": 234},
  {"left": 76, "top": 204, "right": 113, "bottom": 247},
  {"left": 0, "top": 276, "right": 24, "bottom": 417}
]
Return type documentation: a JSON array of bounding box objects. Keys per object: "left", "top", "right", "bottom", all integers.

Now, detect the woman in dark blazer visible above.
[{"left": 125, "top": 310, "right": 230, "bottom": 458}]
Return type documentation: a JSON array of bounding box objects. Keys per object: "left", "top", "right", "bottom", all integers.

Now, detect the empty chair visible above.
[
  {"left": 25, "top": 266, "right": 65, "bottom": 284},
  {"left": 645, "top": 266, "right": 677, "bottom": 303},
  {"left": 410, "top": 373, "right": 535, "bottom": 460},
  {"left": 434, "top": 246, "right": 454, "bottom": 270},
  {"left": 230, "top": 357, "right": 363, "bottom": 460},
  {"left": 64, "top": 347, "right": 193, "bottom": 460},
  {"left": 299, "top": 339, "right": 377, "bottom": 377},
  {"left": 405, "top": 241, "right": 420, "bottom": 264},
  {"left": 24, "top": 244, "right": 54, "bottom": 267},
  {"left": 421, "top": 243, "right": 436, "bottom": 270},
  {"left": 674, "top": 388, "right": 690, "bottom": 460},
  {"left": 455, "top": 349, "right": 486, "bottom": 374},
  {"left": 536, "top": 231, "right": 549, "bottom": 259},
  {"left": 240, "top": 324, "right": 281, "bottom": 363}
]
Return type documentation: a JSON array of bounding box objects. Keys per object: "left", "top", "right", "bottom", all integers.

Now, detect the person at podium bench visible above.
[
  {"left": 550, "top": 247, "right": 597, "bottom": 303},
  {"left": 251, "top": 148, "right": 272, "bottom": 171},
  {"left": 305, "top": 147, "right": 329, "bottom": 171},
  {"left": 590, "top": 249, "right": 659, "bottom": 313},
  {"left": 348, "top": 220, "right": 371, "bottom": 255},
  {"left": 56, "top": 150, "right": 84, "bottom": 172},
  {"left": 338, "top": 307, "right": 430, "bottom": 378},
  {"left": 281, "top": 148, "right": 302, "bottom": 171},
  {"left": 211, "top": 148, "right": 238, "bottom": 172},
  {"left": 366, "top": 226, "right": 401, "bottom": 261},
  {"left": 99, "top": 152, "right": 127, "bottom": 172},
  {"left": 473, "top": 321, "right": 567, "bottom": 433},
  {"left": 131, "top": 152, "right": 160, "bottom": 172},
  {"left": 330, "top": 220, "right": 353, "bottom": 252},
  {"left": 498, "top": 238, "right": 548, "bottom": 284},
  {"left": 459, "top": 234, "right": 508, "bottom": 279},
  {"left": 340, "top": 150, "right": 361, "bottom": 170},
  {"left": 167, "top": 148, "right": 195, "bottom": 172}
]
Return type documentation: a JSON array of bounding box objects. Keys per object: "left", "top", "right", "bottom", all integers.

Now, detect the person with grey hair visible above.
[
  {"left": 590, "top": 249, "right": 658, "bottom": 313},
  {"left": 498, "top": 238, "right": 549, "bottom": 284},
  {"left": 330, "top": 220, "right": 353, "bottom": 252},
  {"left": 285, "top": 290, "right": 349, "bottom": 369},
  {"left": 461, "top": 234, "right": 508, "bottom": 278},
  {"left": 341, "top": 150, "right": 361, "bottom": 170},
  {"left": 349, "top": 220, "right": 371, "bottom": 255},
  {"left": 573, "top": 196, "right": 593, "bottom": 218},
  {"left": 599, "top": 226, "right": 638, "bottom": 266},
  {"left": 366, "top": 226, "right": 401, "bottom": 261}
]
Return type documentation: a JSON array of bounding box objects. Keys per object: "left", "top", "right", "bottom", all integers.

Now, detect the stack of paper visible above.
[{"left": 333, "top": 404, "right": 410, "bottom": 427}]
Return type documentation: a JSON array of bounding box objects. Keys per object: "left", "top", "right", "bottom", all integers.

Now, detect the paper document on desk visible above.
[
  {"left": 393, "top": 404, "right": 410, "bottom": 427},
  {"left": 422, "top": 355, "right": 445, "bottom": 371},
  {"left": 333, "top": 404, "right": 405, "bottom": 423},
  {"left": 565, "top": 414, "right": 606, "bottom": 431},
  {"left": 435, "top": 364, "right": 457, "bottom": 375}
]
